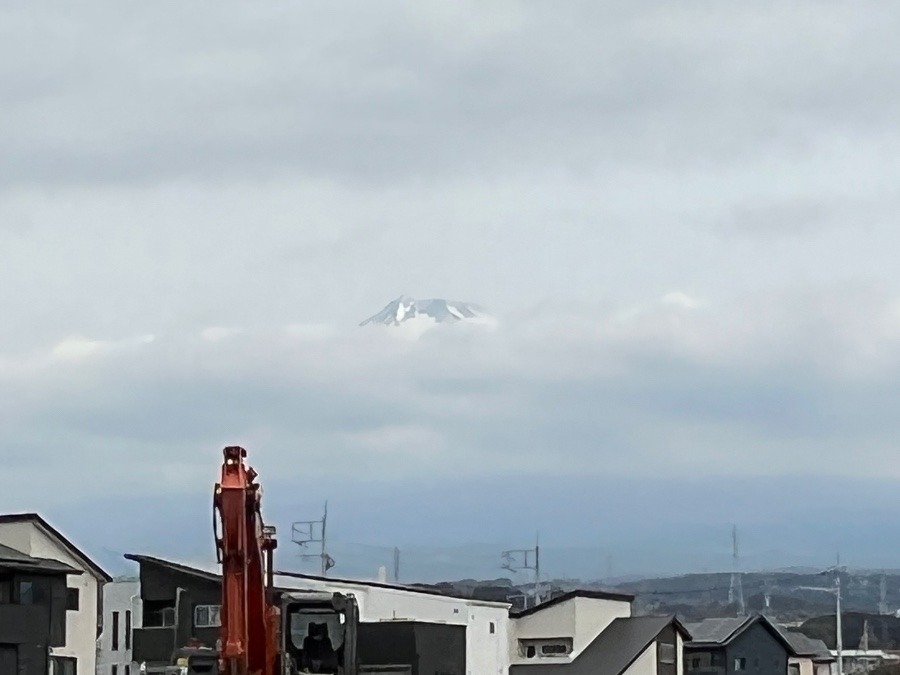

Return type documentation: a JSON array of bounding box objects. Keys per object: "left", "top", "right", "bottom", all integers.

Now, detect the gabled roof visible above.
[
  {"left": 685, "top": 614, "right": 794, "bottom": 652},
  {"left": 0, "top": 513, "right": 111, "bottom": 582},
  {"left": 512, "top": 589, "right": 635, "bottom": 618},
  {"left": 775, "top": 625, "right": 836, "bottom": 663},
  {"left": 0, "top": 542, "right": 81, "bottom": 575},
  {"left": 511, "top": 615, "right": 690, "bottom": 675}
]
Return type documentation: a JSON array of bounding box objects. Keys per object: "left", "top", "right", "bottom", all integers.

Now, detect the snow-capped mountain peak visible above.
[{"left": 360, "top": 296, "right": 488, "bottom": 328}]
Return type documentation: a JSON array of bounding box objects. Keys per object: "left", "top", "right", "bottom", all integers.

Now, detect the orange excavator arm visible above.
[{"left": 213, "top": 446, "right": 279, "bottom": 675}]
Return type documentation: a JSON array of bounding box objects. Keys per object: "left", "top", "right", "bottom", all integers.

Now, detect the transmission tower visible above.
[
  {"left": 292, "top": 501, "right": 335, "bottom": 576},
  {"left": 728, "top": 525, "right": 745, "bottom": 615},
  {"left": 501, "top": 534, "right": 542, "bottom": 609}
]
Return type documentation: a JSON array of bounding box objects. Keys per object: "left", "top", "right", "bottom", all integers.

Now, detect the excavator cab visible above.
[{"left": 280, "top": 591, "right": 359, "bottom": 675}]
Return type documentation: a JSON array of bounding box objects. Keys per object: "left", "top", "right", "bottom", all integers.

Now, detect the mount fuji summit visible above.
[{"left": 360, "top": 296, "right": 494, "bottom": 335}]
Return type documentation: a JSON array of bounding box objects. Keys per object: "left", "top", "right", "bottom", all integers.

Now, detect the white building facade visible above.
[
  {"left": 509, "top": 590, "right": 634, "bottom": 665},
  {"left": 97, "top": 578, "right": 142, "bottom": 675},
  {"left": 275, "top": 572, "right": 512, "bottom": 675},
  {"left": 0, "top": 513, "right": 110, "bottom": 675}
]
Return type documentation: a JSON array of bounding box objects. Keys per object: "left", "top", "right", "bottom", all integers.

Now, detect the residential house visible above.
[
  {"left": 509, "top": 590, "right": 690, "bottom": 675},
  {"left": 121, "top": 554, "right": 511, "bottom": 675},
  {"left": 97, "top": 577, "right": 141, "bottom": 675},
  {"left": 775, "top": 626, "right": 835, "bottom": 675},
  {"left": 684, "top": 615, "right": 795, "bottom": 675},
  {"left": 0, "top": 543, "right": 81, "bottom": 675},
  {"left": 0, "top": 513, "right": 111, "bottom": 675},
  {"left": 122, "top": 555, "right": 222, "bottom": 674},
  {"left": 510, "top": 590, "right": 636, "bottom": 664}
]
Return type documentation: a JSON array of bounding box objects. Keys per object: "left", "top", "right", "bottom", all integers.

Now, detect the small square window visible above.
[
  {"left": 489, "top": 622, "right": 495, "bottom": 634},
  {"left": 66, "top": 588, "right": 79, "bottom": 611},
  {"left": 735, "top": 657, "right": 746, "bottom": 671}
]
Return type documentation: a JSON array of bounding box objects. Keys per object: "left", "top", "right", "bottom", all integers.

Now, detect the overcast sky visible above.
[{"left": 3, "top": 1, "right": 900, "bottom": 581}]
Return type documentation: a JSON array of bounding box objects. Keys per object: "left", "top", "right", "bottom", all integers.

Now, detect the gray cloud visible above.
[{"left": 4, "top": 1, "right": 900, "bottom": 575}]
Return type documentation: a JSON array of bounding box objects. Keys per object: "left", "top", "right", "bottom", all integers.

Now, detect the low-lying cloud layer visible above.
[{"left": 3, "top": 1, "right": 900, "bottom": 575}]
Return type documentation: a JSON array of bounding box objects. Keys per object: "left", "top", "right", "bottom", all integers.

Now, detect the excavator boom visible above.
[{"left": 213, "top": 446, "right": 278, "bottom": 675}]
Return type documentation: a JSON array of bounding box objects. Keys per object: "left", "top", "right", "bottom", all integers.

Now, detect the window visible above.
[
  {"left": 0, "top": 577, "right": 11, "bottom": 603},
  {"left": 520, "top": 639, "right": 573, "bottom": 659},
  {"left": 112, "top": 611, "right": 120, "bottom": 651},
  {"left": 125, "top": 610, "right": 132, "bottom": 649},
  {"left": 734, "top": 657, "right": 746, "bottom": 671},
  {"left": 692, "top": 659, "right": 701, "bottom": 670},
  {"left": 66, "top": 587, "right": 80, "bottom": 611},
  {"left": 50, "top": 656, "right": 77, "bottom": 675},
  {"left": 111, "top": 666, "right": 117, "bottom": 675},
  {"left": 195, "top": 604, "right": 222, "bottom": 628},
  {"left": 143, "top": 601, "right": 176, "bottom": 627},
  {"left": 659, "top": 643, "right": 676, "bottom": 665},
  {"left": 489, "top": 622, "right": 495, "bottom": 634},
  {"left": 18, "top": 580, "right": 34, "bottom": 604},
  {"left": 124, "top": 667, "right": 130, "bottom": 675},
  {"left": 542, "top": 644, "right": 570, "bottom": 655}
]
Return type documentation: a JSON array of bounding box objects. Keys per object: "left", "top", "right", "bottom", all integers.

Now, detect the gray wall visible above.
[
  {"left": 357, "top": 621, "right": 466, "bottom": 675},
  {"left": 0, "top": 571, "right": 70, "bottom": 675},
  {"left": 132, "top": 561, "right": 222, "bottom": 666},
  {"left": 0, "top": 604, "right": 50, "bottom": 675},
  {"left": 725, "top": 623, "right": 789, "bottom": 675}
]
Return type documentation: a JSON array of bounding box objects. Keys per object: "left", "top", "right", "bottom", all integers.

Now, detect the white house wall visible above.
[
  {"left": 677, "top": 631, "right": 684, "bottom": 675},
  {"left": 572, "top": 597, "right": 632, "bottom": 655},
  {"left": 97, "top": 579, "right": 142, "bottom": 674},
  {"left": 509, "top": 596, "right": 632, "bottom": 663},
  {"left": 512, "top": 598, "right": 576, "bottom": 642},
  {"left": 0, "top": 521, "right": 102, "bottom": 675},
  {"left": 790, "top": 657, "right": 815, "bottom": 675},
  {"left": 624, "top": 644, "right": 658, "bottom": 675},
  {"left": 465, "top": 604, "right": 510, "bottom": 675},
  {"left": 274, "top": 575, "right": 510, "bottom": 675}
]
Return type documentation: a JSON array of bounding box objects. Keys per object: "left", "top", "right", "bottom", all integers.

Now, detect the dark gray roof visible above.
[
  {"left": 775, "top": 626, "right": 835, "bottom": 662},
  {"left": 685, "top": 614, "right": 795, "bottom": 652},
  {"left": 685, "top": 617, "right": 750, "bottom": 644},
  {"left": 0, "top": 542, "right": 81, "bottom": 575},
  {"left": 511, "top": 615, "right": 690, "bottom": 675}
]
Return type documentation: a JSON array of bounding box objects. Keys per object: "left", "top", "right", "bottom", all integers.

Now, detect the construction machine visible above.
[{"left": 209, "top": 446, "right": 361, "bottom": 675}]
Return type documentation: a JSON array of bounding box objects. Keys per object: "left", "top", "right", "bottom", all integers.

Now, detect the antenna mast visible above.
[
  {"left": 501, "top": 533, "right": 542, "bottom": 609},
  {"left": 292, "top": 501, "right": 335, "bottom": 576}
]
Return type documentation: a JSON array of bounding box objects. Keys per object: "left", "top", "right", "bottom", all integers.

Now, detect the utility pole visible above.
[
  {"left": 833, "top": 555, "right": 843, "bottom": 675},
  {"left": 292, "top": 501, "right": 335, "bottom": 576},
  {"left": 501, "top": 533, "right": 541, "bottom": 609},
  {"left": 728, "top": 525, "right": 745, "bottom": 616},
  {"left": 796, "top": 565, "right": 845, "bottom": 675}
]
